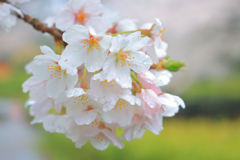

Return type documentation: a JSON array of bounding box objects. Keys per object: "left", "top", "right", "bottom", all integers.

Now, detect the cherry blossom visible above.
[
  {"left": 74, "top": 122, "right": 124, "bottom": 150},
  {"left": 159, "top": 92, "right": 185, "bottom": 117},
  {"left": 90, "top": 73, "right": 132, "bottom": 103},
  {"left": 31, "top": 46, "right": 78, "bottom": 99},
  {"left": 101, "top": 31, "right": 153, "bottom": 88},
  {"left": 22, "top": 76, "right": 62, "bottom": 124},
  {"left": 0, "top": 2, "right": 23, "bottom": 31},
  {"left": 121, "top": 114, "right": 163, "bottom": 141},
  {"left": 54, "top": 0, "right": 108, "bottom": 32},
  {"left": 59, "top": 24, "right": 112, "bottom": 74},
  {"left": 102, "top": 95, "right": 142, "bottom": 127},
  {"left": 142, "top": 18, "right": 168, "bottom": 63},
  {"left": 150, "top": 69, "right": 172, "bottom": 87}
]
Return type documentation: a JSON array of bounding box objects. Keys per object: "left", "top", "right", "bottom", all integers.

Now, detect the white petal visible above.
[
  {"left": 103, "top": 98, "right": 118, "bottom": 111},
  {"left": 101, "top": 53, "right": 118, "bottom": 81},
  {"left": 150, "top": 70, "right": 172, "bottom": 87},
  {"left": 124, "top": 36, "right": 149, "bottom": 52},
  {"left": 66, "top": 88, "right": 85, "bottom": 98},
  {"left": 102, "top": 129, "right": 124, "bottom": 149},
  {"left": 146, "top": 41, "right": 159, "bottom": 64},
  {"left": 75, "top": 110, "right": 98, "bottom": 125},
  {"left": 40, "top": 46, "right": 59, "bottom": 61},
  {"left": 110, "top": 35, "right": 129, "bottom": 52},
  {"left": 66, "top": 74, "right": 78, "bottom": 90},
  {"left": 126, "top": 31, "right": 141, "bottom": 46},
  {"left": 60, "top": 45, "right": 86, "bottom": 73},
  {"left": 88, "top": 26, "right": 97, "bottom": 36},
  {"left": 98, "top": 34, "right": 112, "bottom": 50},
  {"left": 55, "top": 11, "right": 75, "bottom": 31},
  {"left": 0, "top": 5, "right": 10, "bottom": 17},
  {"left": 68, "top": 0, "right": 86, "bottom": 12},
  {"left": 152, "top": 18, "right": 163, "bottom": 34},
  {"left": 42, "top": 115, "right": 59, "bottom": 132},
  {"left": 75, "top": 138, "right": 88, "bottom": 149},
  {"left": 154, "top": 38, "right": 168, "bottom": 59},
  {"left": 46, "top": 76, "right": 67, "bottom": 98},
  {"left": 90, "top": 134, "right": 111, "bottom": 151},
  {"left": 32, "top": 60, "right": 53, "bottom": 80},
  {"left": 128, "top": 51, "right": 153, "bottom": 73},
  {"left": 84, "top": 47, "right": 107, "bottom": 72},
  {"left": 63, "top": 24, "right": 89, "bottom": 44},
  {"left": 83, "top": 0, "right": 102, "bottom": 15},
  {"left": 115, "top": 64, "right": 132, "bottom": 88},
  {"left": 141, "top": 22, "right": 153, "bottom": 30}
]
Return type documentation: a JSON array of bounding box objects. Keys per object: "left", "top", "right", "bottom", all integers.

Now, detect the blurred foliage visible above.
[
  {"left": 0, "top": 66, "right": 30, "bottom": 100},
  {"left": 182, "top": 73, "right": 240, "bottom": 101},
  {"left": 39, "top": 118, "right": 240, "bottom": 160}
]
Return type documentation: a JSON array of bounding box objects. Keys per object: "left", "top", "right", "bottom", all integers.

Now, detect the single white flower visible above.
[
  {"left": 31, "top": 45, "right": 78, "bottom": 99},
  {"left": 137, "top": 71, "right": 156, "bottom": 89},
  {"left": 121, "top": 114, "right": 163, "bottom": 141},
  {"left": 0, "top": 3, "right": 23, "bottom": 31},
  {"left": 101, "top": 32, "right": 152, "bottom": 88},
  {"left": 74, "top": 122, "right": 124, "bottom": 150},
  {"left": 22, "top": 76, "right": 48, "bottom": 103},
  {"left": 22, "top": 76, "right": 63, "bottom": 124},
  {"left": 59, "top": 24, "right": 112, "bottom": 74},
  {"left": 150, "top": 69, "right": 172, "bottom": 87},
  {"left": 56, "top": 88, "right": 103, "bottom": 126},
  {"left": 137, "top": 89, "right": 162, "bottom": 117},
  {"left": 159, "top": 92, "right": 185, "bottom": 117},
  {"left": 42, "top": 115, "right": 81, "bottom": 142},
  {"left": 102, "top": 94, "right": 142, "bottom": 127},
  {"left": 142, "top": 18, "right": 168, "bottom": 63},
  {"left": 90, "top": 73, "right": 132, "bottom": 103},
  {"left": 55, "top": 0, "right": 106, "bottom": 32}
]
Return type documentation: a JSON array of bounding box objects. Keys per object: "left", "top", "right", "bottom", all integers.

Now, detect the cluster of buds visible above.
[{"left": 20, "top": 0, "right": 185, "bottom": 150}]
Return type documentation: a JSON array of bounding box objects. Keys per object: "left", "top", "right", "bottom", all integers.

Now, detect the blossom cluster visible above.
[
  {"left": 0, "top": 1, "right": 24, "bottom": 31},
  {"left": 20, "top": 0, "right": 185, "bottom": 150}
]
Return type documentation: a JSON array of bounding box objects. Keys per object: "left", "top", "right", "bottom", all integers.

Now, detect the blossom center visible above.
[
  {"left": 73, "top": 94, "right": 90, "bottom": 105},
  {"left": 75, "top": 12, "right": 89, "bottom": 25},
  {"left": 116, "top": 52, "right": 134, "bottom": 67},
  {"left": 158, "top": 28, "right": 165, "bottom": 41},
  {"left": 102, "top": 80, "right": 115, "bottom": 87},
  {"left": 114, "top": 99, "right": 129, "bottom": 110},
  {"left": 83, "top": 35, "right": 99, "bottom": 52},
  {"left": 84, "top": 119, "right": 99, "bottom": 127},
  {"left": 94, "top": 133, "right": 108, "bottom": 142},
  {"left": 48, "top": 64, "right": 63, "bottom": 79}
]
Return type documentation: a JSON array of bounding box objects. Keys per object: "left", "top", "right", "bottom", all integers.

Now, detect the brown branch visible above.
[{"left": 16, "top": 14, "right": 63, "bottom": 41}]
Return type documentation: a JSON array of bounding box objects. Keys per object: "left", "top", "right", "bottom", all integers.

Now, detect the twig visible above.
[{"left": 16, "top": 14, "right": 63, "bottom": 41}]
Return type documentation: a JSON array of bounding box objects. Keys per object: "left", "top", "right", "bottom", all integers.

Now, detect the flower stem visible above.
[
  {"left": 81, "top": 66, "right": 88, "bottom": 90},
  {"left": 112, "top": 30, "right": 137, "bottom": 37},
  {"left": 83, "top": 65, "right": 87, "bottom": 77},
  {"left": 130, "top": 72, "right": 145, "bottom": 89}
]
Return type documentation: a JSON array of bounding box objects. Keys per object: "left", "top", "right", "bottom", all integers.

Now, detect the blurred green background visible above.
[{"left": 0, "top": 0, "right": 240, "bottom": 160}]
